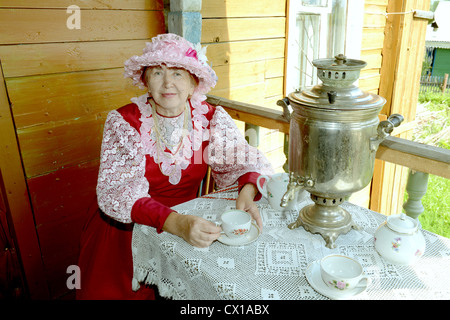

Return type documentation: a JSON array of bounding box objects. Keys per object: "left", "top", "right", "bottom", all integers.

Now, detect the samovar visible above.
[{"left": 281, "top": 54, "right": 403, "bottom": 249}]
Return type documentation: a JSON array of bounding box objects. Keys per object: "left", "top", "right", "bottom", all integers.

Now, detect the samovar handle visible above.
[
  {"left": 369, "top": 113, "right": 404, "bottom": 152},
  {"left": 277, "top": 97, "right": 292, "bottom": 121}
]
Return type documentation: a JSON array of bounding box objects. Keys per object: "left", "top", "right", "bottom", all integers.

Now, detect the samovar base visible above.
[{"left": 288, "top": 195, "right": 360, "bottom": 249}]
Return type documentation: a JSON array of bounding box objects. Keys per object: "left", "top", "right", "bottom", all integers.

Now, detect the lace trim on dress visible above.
[{"left": 131, "top": 93, "right": 210, "bottom": 185}]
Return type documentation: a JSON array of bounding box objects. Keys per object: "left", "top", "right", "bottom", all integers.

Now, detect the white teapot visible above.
[{"left": 374, "top": 213, "right": 425, "bottom": 265}]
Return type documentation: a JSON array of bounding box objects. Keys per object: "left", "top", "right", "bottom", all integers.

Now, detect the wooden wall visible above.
[
  {"left": 201, "top": 0, "right": 287, "bottom": 172},
  {"left": 0, "top": 0, "right": 164, "bottom": 299},
  {"left": 360, "top": 0, "right": 388, "bottom": 94}
]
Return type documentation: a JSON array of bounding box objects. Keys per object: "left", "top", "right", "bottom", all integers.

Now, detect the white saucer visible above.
[
  {"left": 217, "top": 222, "right": 260, "bottom": 246},
  {"left": 305, "top": 260, "right": 368, "bottom": 300}
]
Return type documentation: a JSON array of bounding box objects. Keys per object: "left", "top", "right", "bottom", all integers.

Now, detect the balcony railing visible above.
[{"left": 206, "top": 94, "right": 450, "bottom": 219}]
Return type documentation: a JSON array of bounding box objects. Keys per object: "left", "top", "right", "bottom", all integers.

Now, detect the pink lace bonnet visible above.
[{"left": 124, "top": 33, "right": 217, "bottom": 104}]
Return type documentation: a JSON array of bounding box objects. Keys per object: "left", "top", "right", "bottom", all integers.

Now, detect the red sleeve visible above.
[
  {"left": 238, "top": 172, "right": 263, "bottom": 201},
  {"left": 130, "top": 198, "right": 174, "bottom": 233}
]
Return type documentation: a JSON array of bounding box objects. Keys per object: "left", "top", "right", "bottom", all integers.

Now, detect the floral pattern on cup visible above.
[
  {"left": 328, "top": 280, "right": 349, "bottom": 290},
  {"left": 233, "top": 228, "right": 249, "bottom": 236}
]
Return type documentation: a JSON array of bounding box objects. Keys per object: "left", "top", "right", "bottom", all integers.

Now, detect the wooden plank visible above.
[
  {"left": 360, "top": 49, "right": 383, "bottom": 70},
  {"left": 264, "top": 77, "right": 283, "bottom": 97},
  {"left": 17, "top": 113, "right": 107, "bottom": 178},
  {"left": 0, "top": 8, "right": 165, "bottom": 44},
  {"left": 213, "top": 61, "right": 265, "bottom": 91},
  {"left": 0, "top": 0, "right": 163, "bottom": 10},
  {"left": 378, "top": 0, "right": 402, "bottom": 114},
  {"left": 264, "top": 95, "right": 284, "bottom": 109},
  {"left": 37, "top": 215, "right": 86, "bottom": 298},
  {"left": 210, "top": 59, "right": 284, "bottom": 92},
  {"left": 364, "top": 4, "right": 388, "bottom": 29},
  {"left": 202, "top": 0, "right": 286, "bottom": 18},
  {"left": 259, "top": 130, "right": 284, "bottom": 153},
  {"left": 201, "top": 17, "right": 286, "bottom": 43},
  {"left": 370, "top": 113, "right": 388, "bottom": 212},
  {"left": 360, "top": 69, "right": 382, "bottom": 79},
  {"left": 29, "top": 159, "right": 99, "bottom": 226},
  {"left": 381, "top": 0, "right": 429, "bottom": 120},
  {"left": 0, "top": 62, "right": 49, "bottom": 298},
  {"left": 6, "top": 68, "right": 144, "bottom": 129},
  {"left": 370, "top": 158, "right": 385, "bottom": 211},
  {"left": 359, "top": 74, "right": 381, "bottom": 92},
  {"left": 377, "top": 136, "right": 450, "bottom": 176},
  {"left": 265, "top": 58, "right": 284, "bottom": 78},
  {"left": 210, "top": 83, "right": 265, "bottom": 106},
  {"left": 27, "top": 160, "right": 98, "bottom": 298},
  {"left": 0, "top": 40, "right": 151, "bottom": 78},
  {"left": 361, "top": 28, "right": 385, "bottom": 50},
  {"left": 205, "top": 39, "right": 286, "bottom": 67}
]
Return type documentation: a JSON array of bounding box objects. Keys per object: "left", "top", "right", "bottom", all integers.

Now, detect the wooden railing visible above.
[{"left": 206, "top": 94, "right": 450, "bottom": 217}]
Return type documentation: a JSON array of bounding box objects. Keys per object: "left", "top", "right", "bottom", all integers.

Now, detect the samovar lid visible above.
[
  {"left": 288, "top": 54, "right": 386, "bottom": 111},
  {"left": 313, "top": 54, "right": 366, "bottom": 71}
]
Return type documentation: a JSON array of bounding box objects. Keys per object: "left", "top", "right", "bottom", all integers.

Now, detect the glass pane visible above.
[
  {"left": 328, "top": 0, "right": 347, "bottom": 57},
  {"left": 296, "top": 13, "right": 321, "bottom": 88}
]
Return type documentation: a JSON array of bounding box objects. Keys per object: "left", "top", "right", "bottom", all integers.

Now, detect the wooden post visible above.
[
  {"left": 168, "top": 0, "right": 202, "bottom": 44},
  {"left": 245, "top": 123, "right": 260, "bottom": 147},
  {"left": 403, "top": 170, "right": 429, "bottom": 219},
  {"left": 443, "top": 73, "right": 448, "bottom": 94},
  {"left": 0, "top": 62, "right": 49, "bottom": 298},
  {"left": 371, "top": 0, "right": 431, "bottom": 215}
]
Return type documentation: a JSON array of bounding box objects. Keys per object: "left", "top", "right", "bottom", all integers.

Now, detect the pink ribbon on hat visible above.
[{"left": 185, "top": 48, "right": 198, "bottom": 60}]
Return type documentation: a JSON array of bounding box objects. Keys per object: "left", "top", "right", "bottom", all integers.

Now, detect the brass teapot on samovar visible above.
[{"left": 280, "top": 54, "right": 403, "bottom": 249}]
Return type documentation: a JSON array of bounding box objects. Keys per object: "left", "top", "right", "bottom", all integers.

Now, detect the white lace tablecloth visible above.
[{"left": 132, "top": 186, "right": 450, "bottom": 300}]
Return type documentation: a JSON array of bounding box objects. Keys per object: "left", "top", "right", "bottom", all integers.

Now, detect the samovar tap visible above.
[{"left": 280, "top": 172, "right": 313, "bottom": 207}]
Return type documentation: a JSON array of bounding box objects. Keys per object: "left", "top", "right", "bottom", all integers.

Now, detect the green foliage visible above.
[
  {"left": 418, "top": 92, "right": 450, "bottom": 109},
  {"left": 418, "top": 175, "right": 450, "bottom": 238}
]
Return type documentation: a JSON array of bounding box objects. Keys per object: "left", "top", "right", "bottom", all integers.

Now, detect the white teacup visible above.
[
  {"left": 256, "top": 172, "right": 306, "bottom": 210},
  {"left": 320, "top": 254, "right": 371, "bottom": 291},
  {"left": 220, "top": 210, "right": 252, "bottom": 239}
]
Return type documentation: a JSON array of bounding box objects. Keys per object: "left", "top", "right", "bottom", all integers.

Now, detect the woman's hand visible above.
[
  {"left": 162, "top": 212, "right": 221, "bottom": 248},
  {"left": 236, "top": 183, "right": 263, "bottom": 231}
]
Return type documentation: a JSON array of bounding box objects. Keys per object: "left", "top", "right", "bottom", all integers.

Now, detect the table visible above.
[{"left": 132, "top": 186, "right": 450, "bottom": 300}]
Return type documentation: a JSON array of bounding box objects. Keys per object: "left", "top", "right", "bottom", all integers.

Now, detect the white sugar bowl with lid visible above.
[{"left": 374, "top": 213, "right": 425, "bottom": 265}]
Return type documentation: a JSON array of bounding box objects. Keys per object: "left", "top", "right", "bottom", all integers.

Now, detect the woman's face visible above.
[{"left": 145, "top": 65, "right": 196, "bottom": 117}]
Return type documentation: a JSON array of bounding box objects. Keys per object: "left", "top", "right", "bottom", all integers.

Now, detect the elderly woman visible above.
[{"left": 77, "top": 33, "right": 273, "bottom": 300}]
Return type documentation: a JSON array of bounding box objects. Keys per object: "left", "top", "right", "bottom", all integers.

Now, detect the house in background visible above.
[{"left": 425, "top": 1, "right": 450, "bottom": 76}]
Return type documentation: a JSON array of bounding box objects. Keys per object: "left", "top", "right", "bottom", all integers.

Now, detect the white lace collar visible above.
[{"left": 131, "top": 93, "right": 210, "bottom": 185}]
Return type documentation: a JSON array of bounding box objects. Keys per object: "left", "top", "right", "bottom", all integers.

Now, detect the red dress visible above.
[{"left": 77, "top": 95, "right": 272, "bottom": 300}]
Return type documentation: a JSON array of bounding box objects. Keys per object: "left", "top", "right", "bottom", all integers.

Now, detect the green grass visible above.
[
  {"left": 405, "top": 92, "right": 450, "bottom": 238},
  {"left": 416, "top": 174, "right": 450, "bottom": 238}
]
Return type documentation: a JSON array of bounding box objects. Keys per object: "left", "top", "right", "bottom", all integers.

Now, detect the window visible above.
[{"left": 285, "top": 0, "right": 364, "bottom": 93}]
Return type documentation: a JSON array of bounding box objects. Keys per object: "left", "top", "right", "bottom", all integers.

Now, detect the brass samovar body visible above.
[{"left": 282, "top": 55, "right": 403, "bottom": 248}]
